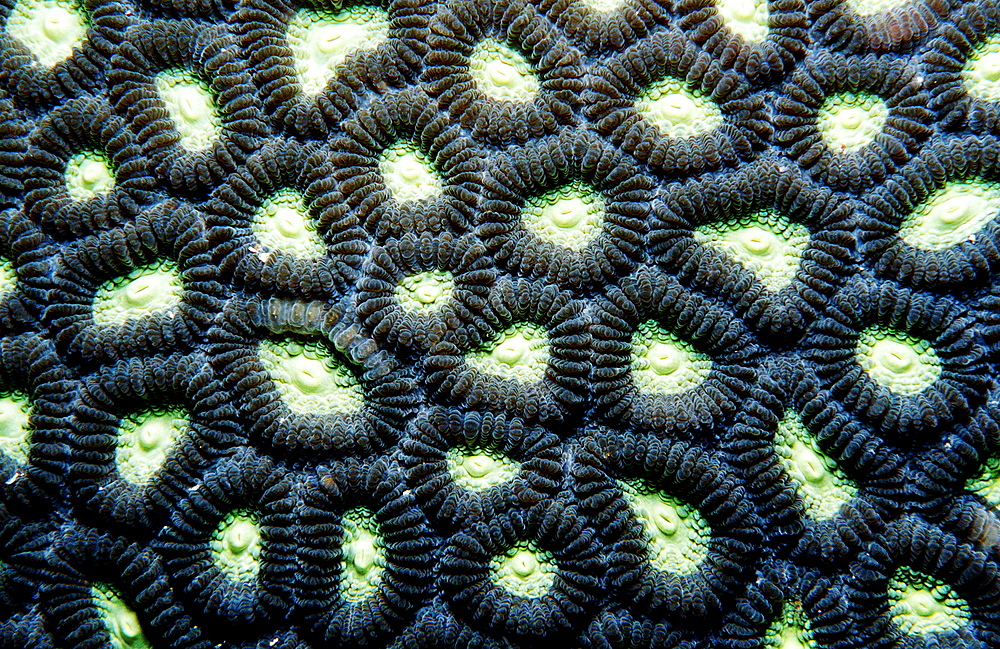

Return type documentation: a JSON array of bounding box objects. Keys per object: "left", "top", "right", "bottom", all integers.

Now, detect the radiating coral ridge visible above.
[
  {"left": 114, "top": 409, "right": 187, "bottom": 485},
  {"left": 153, "top": 69, "right": 221, "bottom": 152},
  {"left": 963, "top": 34, "right": 1000, "bottom": 102},
  {"left": 0, "top": 391, "right": 30, "bottom": 466},
  {"left": 619, "top": 478, "right": 711, "bottom": 575},
  {"left": 92, "top": 583, "right": 151, "bottom": 649},
  {"left": 817, "top": 92, "right": 888, "bottom": 153},
  {"left": 855, "top": 326, "right": 941, "bottom": 396},
  {"left": 467, "top": 37, "right": 540, "bottom": 103},
  {"left": 257, "top": 338, "right": 365, "bottom": 415},
  {"left": 774, "top": 413, "right": 856, "bottom": 520},
  {"left": 490, "top": 541, "right": 556, "bottom": 598},
  {"left": 520, "top": 181, "right": 605, "bottom": 251},
  {"left": 286, "top": 4, "right": 390, "bottom": 96},
  {"left": 378, "top": 141, "right": 442, "bottom": 203},
  {"left": 887, "top": 567, "right": 970, "bottom": 635},
  {"left": 91, "top": 260, "right": 184, "bottom": 326},
  {"left": 395, "top": 270, "right": 455, "bottom": 313},
  {"left": 64, "top": 150, "right": 114, "bottom": 201},
  {"left": 715, "top": 0, "right": 770, "bottom": 42},
  {"left": 898, "top": 181, "right": 1000, "bottom": 251},
  {"left": 466, "top": 322, "right": 550, "bottom": 383},
  {"left": 339, "top": 506, "right": 385, "bottom": 602},
  {"left": 5, "top": 0, "right": 87, "bottom": 67},
  {"left": 636, "top": 76, "right": 724, "bottom": 139},
  {"left": 252, "top": 188, "right": 326, "bottom": 259},
  {"left": 630, "top": 320, "right": 712, "bottom": 395},
  {"left": 764, "top": 601, "right": 815, "bottom": 649},
  {"left": 446, "top": 446, "right": 520, "bottom": 491},
  {"left": 210, "top": 510, "right": 262, "bottom": 582}
]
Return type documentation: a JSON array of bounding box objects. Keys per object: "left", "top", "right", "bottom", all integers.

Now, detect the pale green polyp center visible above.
[
  {"left": 856, "top": 327, "right": 941, "bottom": 396},
  {"left": 446, "top": 447, "right": 521, "bottom": 491},
  {"left": 963, "top": 35, "right": 1000, "bottom": 101},
  {"left": 211, "top": 511, "right": 261, "bottom": 582},
  {"left": 379, "top": 142, "right": 442, "bottom": 202},
  {"left": 694, "top": 210, "right": 811, "bottom": 292},
  {"left": 715, "top": 0, "right": 769, "bottom": 41},
  {"left": 6, "top": 0, "right": 87, "bottom": 68},
  {"left": 491, "top": 542, "right": 556, "bottom": 598},
  {"left": 636, "top": 77, "right": 724, "bottom": 139},
  {"left": 0, "top": 392, "right": 31, "bottom": 466},
  {"left": 115, "top": 409, "right": 188, "bottom": 485},
  {"left": 0, "top": 259, "right": 16, "bottom": 300},
  {"left": 65, "top": 150, "right": 114, "bottom": 201},
  {"left": 395, "top": 270, "right": 455, "bottom": 312},
  {"left": 340, "top": 507, "right": 385, "bottom": 602},
  {"left": 521, "top": 181, "right": 606, "bottom": 251},
  {"left": 286, "top": 5, "right": 389, "bottom": 95},
  {"left": 619, "top": 479, "right": 711, "bottom": 575},
  {"left": 466, "top": 322, "right": 550, "bottom": 383},
  {"left": 252, "top": 189, "right": 326, "bottom": 258},
  {"left": 898, "top": 181, "right": 1000, "bottom": 250},
  {"left": 774, "top": 413, "right": 856, "bottom": 520},
  {"left": 845, "top": 0, "right": 910, "bottom": 15},
  {"left": 154, "top": 69, "right": 221, "bottom": 151},
  {"left": 888, "top": 567, "right": 970, "bottom": 635},
  {"left": 764, "top": 602, "right": 814, "bottom": 649},
  {"left": 584, "top": 0, "right": 629, "bottom": 12},
  {"left": 817, "top": 92, "right": 888, "bottom": 153},
  {"left": 257, "top": 338, "right": 365, "bottom": 416},
  {"left": 93, "top": 584, "right": 151, "bottom": 649},
  {"left": 468, "top": 37, "right": 540, "bottom": 103},
  {"left": 92, "top": 260, "right": 184, "bottom": 326},
  {"left": 630, "top": 321, "right": 712, "bottom": 395}
]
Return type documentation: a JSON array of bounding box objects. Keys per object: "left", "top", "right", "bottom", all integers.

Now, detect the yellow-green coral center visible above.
[
  {"left": 898, "top": 181, "right": 1000, "bottom": 250},
  {"left": 715, "top": 0, "right": 769, "bottom": 41},
  {"left": 395, "top": 270, "right": 455, "bottom": 312},
  {"left": 630, "top": 321, "right": 712, "bottom": 395},
  {"left": 92, "top": 260, "right": 184, "bottom": 326},
  {"left": 252, "top": 189, "right": 326, "bottom": 258},
  {"left": 856, "top": 327, "right": 941, "bottom": 396},
  {"left": 154, "top": 69, "right": 221, "bottom": 151},
  {"left": 6, "top": 0, "right": 87, "bottom": 68},
  {"left": 340, "top": 507, "right": 385, "bottom": 602},
  {"left": 466, "top": 322, "right": 549, "bottom": 383},
  {"left": 115, "top": 409, "right": 187, "bottom": 485},
  {"left": 0, "top": 392, "right": 31, "bottom": 466},
  {"left": 694, "top": 211, "right": 811, "bottom": 292},
  {"left": 286, "top": 5, "right": 390, "bottom": 95},
  {"left": 584, "top": 0, "right": 629, "bottom": 12},
  {"left": 764, "top": 602, "right": 814, "bottom": 649},
  {"left": 257, "top": 338, "right": 365, "bottom": 416},
  {"left": 637, "top": 77, "right": 724, "bottom": 138},
  {"left": 967, "top": 455, "right": 1000, "bottom": 508},
  {"left": 964, "top": 35, "right": 1000, "bottom": 101},
  {"left": 379, "top": 142, "right": 442, "bottom": 202},
  {"left": 93, "top": 584, "right": 151, "bottom": 649},
  {"left": 619, "top": 479, "right": 711, "bottom": 574},
  {"left": 888, "top": 568, "right": 970, "bottom": 635},
  {"left": 211, "top": 511, "right": 261, "bottom": 582},
  {"left": 65, "top": 150, "right": 114, "bottom": 201},
  {"left": 845, "top": 0, "right": 910, "bottom": 15},
  {"left": 818, "top": 92, "right": 888, "bottom": 153},
  {"left": 446, "top": 447, "right": 521, "bottom": 491},
  {"left": 774, "top": 414, "right": 856, "bottom": 520},
  {"left": 521, "top": 182, "right": 606, "bottom": 251},
  {"left": 491, "top": 542, "right": 556, "bottom": 598},
  {"left": 468, "top": 38, "right": 540, "bottom": 103}
]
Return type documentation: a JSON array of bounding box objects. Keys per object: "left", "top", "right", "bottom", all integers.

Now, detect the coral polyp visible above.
[{"left": 5, "top": 0, "right": 87, "bottom": 67}]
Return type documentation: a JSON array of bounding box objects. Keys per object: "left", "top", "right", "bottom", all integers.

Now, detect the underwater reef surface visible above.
[{"left": 4, "top": 0, "right": 1000, "bottom": 646}]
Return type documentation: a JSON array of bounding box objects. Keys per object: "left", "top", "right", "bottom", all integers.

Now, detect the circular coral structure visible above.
[
  {"left": 478, "top": 130, "right": 649, "bottom": 289},
  {"left": 584, "top": 29, "right": 770, "bottom": 179},
  {"left": 532, "top": 0, "right": 667, "bottom": 54},
  {"left": 420, "top": 0, "right": 581, "bottom": 146},
  {"left": 773, "top": 52, "right": 932, "bottom": 193},
  {"left": 810, "top": 0, "right": 952, "bottom": 53}
]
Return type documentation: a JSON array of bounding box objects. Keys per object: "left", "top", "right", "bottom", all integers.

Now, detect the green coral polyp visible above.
[
  {"left": 468, "top": 37, "right": 540, "bottom": 103},
  {"left": 856, "top": 327, "right": 941, "bottom": 395},
  {"left": 888, "top": 567, "right": 971, "bottom": 635},
  {"left": 340, "top": 507, "right": 386, "bottom": 602},
  {"left": 0, "top": 392, "right": 31, "bottom": 466},
  {"left": 211, "top": 510, "right": 261, "bottom": 582},
  {"left": 963, "top": 35, "right": 1000, "bottom": 101},
  {"left": 446, "top": 447, "right": 521, "bottom": 491},
  {"left": 6, "top": 0, "right": 88, "bottom": 68},
  {"left": 490, "top": 542, "right": 556, "bottom": 598},
  {"left": 115, "top": 409, "right": 188, "bottom": 485},
  {"left": 257, "top": 338, "right": 365, "bottom": 416},
  {"left": 967, "top": 455, "right": 1000, "bottom": 508},
  {"left": 286, "top": 5, "right": 389, "bottom": 95},
  {"left": 619, "top": 479, "right": 711, "bottom": 575},
  {"left": 0, "top": 259, "right": 17, "bottom": 298},
  {"left": 845, "top": 0, "right": 910, "bottom": 14},
  {"left": 774, "top": 414, "right": 856, "bottom": 520},
  {"left": 898, "top": 181, "right": 1000, "bottom": 250},
  {"left": 395, "top": 270, "right": 455, "bottom": 312},
  {"left": 466, "top": 322, "right": 550, "bottom": 383},
  {"left": 715, "top": 0, "right": 769, "bottom": 42},
  {"left": 154, "top": 69, "right": 222, "bottom": 151},
  {"left": 378, "top": 142, "right": 443, "bottom": 202},
  {"left": 817, "top": 92, "right": 888, "bottom": 153},
  {"left": 764, "top": 601, "right": 815, "bottom": 649},
  {"left": 65, "top": 150, "right": 115, "bottom": 201},
  {"left": 92, "top": 260, "right": 185, "bottom": 326},
  {"left": 630, "top": 321, "right": 712, "bottom": 396},
  {"left": 92, "top": 584, "right": 151, "bottom": 649},
  {"left": 252, "top": 189, "right": 326, "bottom": 258},
  {"left": 693, "top": 211, "right": 811, "bottom": 292},
  {"left": 520, "top": 181, "right": 606, "bottom": 251},
  {"left": 636, "top": 77, "right": 724, "bottom": 139}
]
